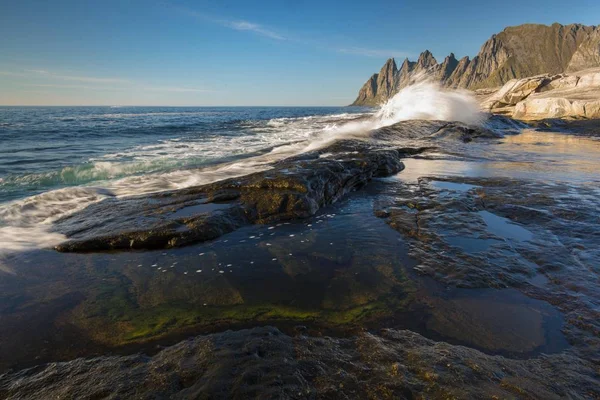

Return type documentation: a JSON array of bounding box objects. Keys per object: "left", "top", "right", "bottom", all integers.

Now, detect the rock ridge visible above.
[{"left": 352, "top": 23, "right": 599, "bottom": 106}]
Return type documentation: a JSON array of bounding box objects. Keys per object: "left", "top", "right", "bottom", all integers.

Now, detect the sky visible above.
[{"left": 0, "top": 0, "right": 599, "bottom": 106}]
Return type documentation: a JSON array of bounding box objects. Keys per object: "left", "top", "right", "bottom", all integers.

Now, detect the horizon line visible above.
[{"left": 0, "top": 104, "right": 369, "bottom": 108}]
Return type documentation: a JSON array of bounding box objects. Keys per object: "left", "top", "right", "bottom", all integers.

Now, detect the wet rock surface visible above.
[
  {"left": 1, "top": 326, "right": 598, "bottom": 400},
  {"left": 374, "top": 175, "right": 600, "bottom": 373},
  {"left": 54, "top": 142, "right": 408, "bottom": 252},
  {"left": 53, "top": 121, "right": 495, "bottom": 253},
  {"left": 2, "top": 119, "right": 600, "bottom": 399}
]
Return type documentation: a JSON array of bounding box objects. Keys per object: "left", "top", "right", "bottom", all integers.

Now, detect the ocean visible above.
[
  {"left": 0, "top": 106, "right": 377, "bottom": 254},
  {"left": 1, "top": 89, "right": 599, "bottom": 376},
  {"left": 0, "top": 106, "right": 373, "bottom": 203}
]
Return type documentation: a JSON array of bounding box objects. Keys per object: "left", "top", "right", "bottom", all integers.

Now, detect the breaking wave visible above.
[
  {"left": 0, "top": 86, "right": 486, "bottom": 260},
  {"left": 376, "top": 81, "right": 484, "bottom": 126},
  {"left": 302, "top": 81, "right": 484, "bottom": 150}
]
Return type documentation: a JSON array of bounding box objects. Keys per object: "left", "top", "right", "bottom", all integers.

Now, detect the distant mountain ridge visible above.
[{"left": 352, "top": 23, "right": 599, "bottom": 106}]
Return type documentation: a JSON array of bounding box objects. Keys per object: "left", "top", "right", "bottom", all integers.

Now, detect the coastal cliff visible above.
[
  {"left": 480, "top": 67, "right": 600, "bottom": 119},
  {"left": 352, "top": 23, "right": 599, "bottom": 106}
]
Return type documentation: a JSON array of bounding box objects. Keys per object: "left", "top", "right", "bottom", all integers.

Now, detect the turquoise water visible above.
[{"left": 0, "top": 106, "right": 369, "bottom": 203}]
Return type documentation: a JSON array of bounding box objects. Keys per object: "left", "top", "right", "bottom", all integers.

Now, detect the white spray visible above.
[
  {"left": 303, "top": 80, "right": 485, "bottom": 150},
  {"left": 375, "top": 81, "right": 484, "bottom": 126},
  {"left": 0, "top": 81, "right": 484, "bottom": 263}
]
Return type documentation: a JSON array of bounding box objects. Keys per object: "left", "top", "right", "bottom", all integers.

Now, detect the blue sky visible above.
[{"left": 1, "top": 0, "right": 598, "bottom": 106}]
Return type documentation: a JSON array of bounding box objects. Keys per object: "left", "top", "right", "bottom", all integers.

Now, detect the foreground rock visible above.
[
  {"left": 1, "top": 326, "right": 598, "bottom": 400},
  {"left": 54, "top": 121, "right": 498, "bottom": 252},
  {"left": 375, "top": 176, "right": 600, "bottom": 363},
  {"left": 481, "top": 67, "right": 600, "bottom": 119},
  {"left": 54, "top": 142, "right": 409, "bottom": 252}
]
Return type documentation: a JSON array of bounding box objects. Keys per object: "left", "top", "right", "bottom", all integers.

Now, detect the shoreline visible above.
[{"left": 1, "top": 117, "right": 599, "bottom": 398}]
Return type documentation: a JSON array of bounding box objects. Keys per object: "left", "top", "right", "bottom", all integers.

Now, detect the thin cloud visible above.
[
  {"left": 23, "top": 69, "right": 50, "bottom": 74},
  {"left": 23, "top": 83, "right": 127, "bottom": 91},
  {"left": 2, "top": 69, "right": 130, "bottom": 84},
  {"left": 226, "top": 20, "right": 285, "bottom": 40},
  {"left": 0, "top": 71, "right": 27, "bottom": 77},
  {"left": 337, "top": 47, "right": 414, "bottom": 58},
  {"left": 24, "top": 83, "right": 214, "bottom": 93},
  {"left": 144, "top": 86, "right": 215, "bottom": 93},
  {"left": 175, "top": 7, "right": 285, "bottom": 40},
  {"left": 31, "top": 69, "right": 130, "bottom": 83},
  {"left": 53, "top": 74, "right": 130, "bottom": 84},
  {"left": 172, "top": 6, "right": 414, "bottom": 58}
]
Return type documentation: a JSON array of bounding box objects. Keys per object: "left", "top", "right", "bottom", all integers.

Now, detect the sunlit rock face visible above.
[
  {"left": 480, "top": 68, "right": 600, "bottom": 119},
  {"left": 352, "top": 23, "right": 599, "bottom": 106}
]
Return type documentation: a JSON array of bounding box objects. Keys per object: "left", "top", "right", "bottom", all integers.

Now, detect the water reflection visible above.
[
  {"left": 397, "top": 130, "right": 600, "bottom": 184},
  {"left": 2, "top": 128, "right": 589, "bottom": 371}
]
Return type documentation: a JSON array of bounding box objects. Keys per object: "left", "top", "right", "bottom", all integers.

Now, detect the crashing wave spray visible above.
[
  {"left": 303, "top": 80, "right": 485, "bottom": 150},
  {"left": 0, "top": 84, "right": 484, "bottom": 261},
  {"left": 375, "top": 81, "right": 485, "bottom": 126}
]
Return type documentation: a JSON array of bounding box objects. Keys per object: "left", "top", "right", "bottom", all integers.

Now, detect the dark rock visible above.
[
  {"left": 54, "top": 141, "right": 408, "bottom": 252},
  {"left": 53, "top": 120, "right": 499, "bottom": 253},
  {"left": 1, "top": 326, "right": 598, "bottom": 399}
]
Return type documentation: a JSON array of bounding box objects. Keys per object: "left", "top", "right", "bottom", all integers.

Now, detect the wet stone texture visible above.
[
  {"left": 374, "top": 176, "right": 600, "bottom": 366},
  {"left": 2, "top": 119, "right": 600, "bottom": 398},
  {"left": 1, "top": 326, "right": 598, "bottom": 400},
  {"left": 53, "top": 140, "right": 415, "bottom": 252},
  {"left": 52, "top": 119, "right": 500, "bottom": 253}
]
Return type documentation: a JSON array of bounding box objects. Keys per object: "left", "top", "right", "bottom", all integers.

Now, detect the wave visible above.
[
  {"left": 0, "top": 86, "right": 490, "bottom": 260},
  {"left": 376, "top": 82, "right": 484, "bottom": 126},
  {"left": 298, "top": 81, "right": 484, "bottom": 152},
  {"left": 1, "top": 112, "right": 373, "bottom": 197}
]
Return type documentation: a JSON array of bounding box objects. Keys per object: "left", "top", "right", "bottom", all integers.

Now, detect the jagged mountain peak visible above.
[
  {"left": 416, "top": 50, "right": 437, "bottom": 69},
  {"left": 352, "top": 22, "right": 599, "bottom": 106}
]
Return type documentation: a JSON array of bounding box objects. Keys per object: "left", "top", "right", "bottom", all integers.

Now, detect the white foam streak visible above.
[{"left": 0, "top": 84, "right": 484, "bottom": 261}]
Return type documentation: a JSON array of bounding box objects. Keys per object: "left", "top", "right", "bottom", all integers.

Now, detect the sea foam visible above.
[
  {"left": 303, "top": 81, "right": 484, "bottom": 151},
  {"left": 0, "top": 84, "right": 484, "bottom": 261}
]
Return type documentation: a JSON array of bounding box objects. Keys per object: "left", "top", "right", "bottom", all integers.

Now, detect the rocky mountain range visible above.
[{"left": 352, "top": 23, "right": 600, "bottom": 106}]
